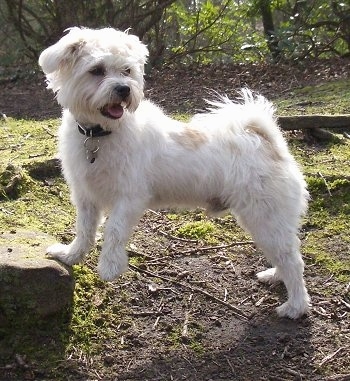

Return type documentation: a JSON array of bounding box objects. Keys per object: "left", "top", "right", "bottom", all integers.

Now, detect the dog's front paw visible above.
[
  {"left": 97, "top": 253, "right": 128, "bottom": 281},
  {"left": 46, "top": 242, "right": 84, "bottom": 266}
]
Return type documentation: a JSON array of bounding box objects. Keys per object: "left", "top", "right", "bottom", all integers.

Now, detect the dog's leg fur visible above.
[
  {"left": 97, "top": 198, "right": 145, "bottom": 281},
  {"left": 258, "top": 242, "right": 309, "bottom": 319},
  {"left": 238, "top": 215, "right": 310, "bottom": 319},
  {"left": 235, "top": 179, "right": 310, "bottom": 319},
  {"left": 47, "top": 200, "right": 102, "bottom": 265}
]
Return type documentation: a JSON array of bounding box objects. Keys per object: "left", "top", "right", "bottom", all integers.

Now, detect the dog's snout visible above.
[{"left": 114, "top": 85, "right": 130, "bottom": 100}]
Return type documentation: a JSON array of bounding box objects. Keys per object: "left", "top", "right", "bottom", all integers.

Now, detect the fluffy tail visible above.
[
  {"left": 205, "top": 88, "right": 275, "bottom": 114},
  {"left": 193, "top": 88, "right": 283, "bottom": 145}
]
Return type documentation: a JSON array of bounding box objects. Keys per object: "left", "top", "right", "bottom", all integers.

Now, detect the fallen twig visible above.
[
  {"left": 318, "top": 171, "right": 332, "bottom": 196},
  {"left": 129, "top": 264, "right": 250, "bottom": 320},
  {"left": 285, "top": 368, "right": 304, "bottom": 378},
  {"left": 127, "top": 248, "right": 154, "bottom": 260},
  {"left": 158, "top": 229, "right": 199, "bottom": 243},
  {"left": 322, "top": 374, "right": 350, "bottom": 381},
  {"left": 182, "top": 310, "right": 190, "bottom": 339},
  {"left": 131, "top": 310, "right": 170, "bottom": 317},
  {"left": 28, "top": 153, "right": 46, "bottom": 159},
  {"left": 317, "top": 347, "right": 346, "bottom": 368},
  {"left": 41, "top": 125, "right": 56, "bottom": 137},
  {"left": 179, "top": 240, "right": 254, "bottom": 255},
  {"left": 338, "top": 298, "right": 350, "bottom": 310},
  {"left": 277, "top": 114, "right": 350, "bottom": 130}
]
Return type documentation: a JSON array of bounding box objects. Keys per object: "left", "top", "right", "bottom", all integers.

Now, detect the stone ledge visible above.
[{"left": 0, "top": 230, "right": 74, "bottom": 325}]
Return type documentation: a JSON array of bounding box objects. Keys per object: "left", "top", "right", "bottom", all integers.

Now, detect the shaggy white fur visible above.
[{"left": 39, "top": 27, "right": 310, "bottom": 319}]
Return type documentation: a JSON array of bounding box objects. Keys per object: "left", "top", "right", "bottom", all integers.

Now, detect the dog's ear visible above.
[
  {"left": 124, "top": 33, "right": 149, "bottom": 67},
  {"left": 39, "top": 27, "right": 86, "bottom": 74}
]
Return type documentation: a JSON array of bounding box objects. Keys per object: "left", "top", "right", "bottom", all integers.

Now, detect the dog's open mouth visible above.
[{"left": 100, "top": 103, "right": 124, "bottom": 119}]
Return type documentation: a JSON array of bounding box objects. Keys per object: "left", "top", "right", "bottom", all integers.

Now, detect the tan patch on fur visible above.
[
  {"left": 246, "top": 124, "right": 283, "bottom": 161},
  {"left": 171, "top": 126, "right": 208, "bottom": 150}
]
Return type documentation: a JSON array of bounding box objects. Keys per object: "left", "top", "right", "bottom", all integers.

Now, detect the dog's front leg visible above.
[
  {"left": 47, "top": 201, "right": 102, "bottom": 265},
  {"left": 97, "top": 199, "right": 144, "bottom": 281}
]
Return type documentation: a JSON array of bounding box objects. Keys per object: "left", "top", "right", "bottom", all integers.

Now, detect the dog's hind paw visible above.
[
  {"left": 46, "top": 242, "right": 84, "bottom": 266},
  {"left": 276, "top": 300, "right": 310, "bottom": 319},
  {"left": 256, "top": 267, "right": 281, "bottom": 284}
]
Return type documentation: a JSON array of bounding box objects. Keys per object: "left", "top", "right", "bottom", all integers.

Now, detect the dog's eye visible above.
[
  {"left": 89, "top": 66, "right": 105, "bottom": 76},
  {"left": 122, "top": 68, "right": 131, "bottom": 76}
]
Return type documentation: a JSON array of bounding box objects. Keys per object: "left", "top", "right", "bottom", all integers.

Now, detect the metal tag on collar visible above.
[{"left": 84, "top": 136, "right": 99, "bottom": 163}]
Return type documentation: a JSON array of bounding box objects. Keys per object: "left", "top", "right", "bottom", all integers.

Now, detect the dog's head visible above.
[{"left": 39, "top": 27, "right": 148, "bottom": 124}]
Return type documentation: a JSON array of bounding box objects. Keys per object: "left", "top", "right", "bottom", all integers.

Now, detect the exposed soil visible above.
[
  {"left": 0, "top": 60, "right": 349, "bottom": 381},
  {"left": 1, "top": 58, "right": 350, "bottom": 119}
]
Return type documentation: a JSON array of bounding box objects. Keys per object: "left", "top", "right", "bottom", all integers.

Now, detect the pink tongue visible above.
[{"left": 108, "top": 104, "right": 124, "bottom": 118}]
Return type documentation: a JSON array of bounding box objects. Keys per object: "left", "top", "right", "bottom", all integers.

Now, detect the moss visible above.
[
  {"left": 164, "top": 209, "right": 252, "bottom": 245},
  {"left": 167, "top": 213, "right": 181, "bottom": 221},
  {"left": 63, "top": 263, "right": 128, "bottom": 355},
  {"left": 167, "top": 324, "right": 205, "bottom": 354},
  {"left": 303, "top": 237, "right": 350, "bottom": 282},
  {"left": 177, "top": 220, "right": 216, "bottom": 240},
  {"left": 0, "top": 163, "right": 33, "bottom": 200},
  {"left": 129, "top": 255, "right": 146, "bottom": 266},
  {"left": 306, "top": 176, "right": 327, "bottom": 195}
]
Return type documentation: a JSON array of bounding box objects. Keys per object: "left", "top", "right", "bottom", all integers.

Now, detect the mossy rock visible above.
[
  {"left": 0, "top": 163, "right": 32, "bottom": 200},
  {"left": 0, "top": 230, "right": 74, "bottom": 326}
]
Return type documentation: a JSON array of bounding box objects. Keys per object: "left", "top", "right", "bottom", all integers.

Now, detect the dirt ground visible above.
[
  {"left": 1, "top": 58, "right": 350, "bottom": 120},
  {"left": 0, "top": 60, "right": 349, "bottom": 381}
]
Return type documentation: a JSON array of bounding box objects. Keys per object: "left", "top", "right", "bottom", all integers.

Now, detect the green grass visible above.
[
  {"left": 273, "top": 79, "right": 350, "bottom": 283},
  {"left": 275, "top": 78, "right": 350, "bottom": 115}
]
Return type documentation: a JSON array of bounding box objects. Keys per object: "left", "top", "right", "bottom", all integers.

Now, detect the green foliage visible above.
[
  {"left": 273, "top": 1, "right": 350, "bottom": 60},
  {"left": 0, "top": 0, "right": 348, "bottom": 68},
  {"left": 165, "top": 0, "right": 267, "bottom": 64},
  {"left": 163, "top": 0, "right": 350, "bottom": 64}
]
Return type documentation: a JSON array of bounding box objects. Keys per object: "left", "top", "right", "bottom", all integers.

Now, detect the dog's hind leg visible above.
[
  {"left": 236, "top": 202, "right": 310, "bottom": 319},
  {"left": 47, "top": 200, "right": 102, "bottom": 265}
]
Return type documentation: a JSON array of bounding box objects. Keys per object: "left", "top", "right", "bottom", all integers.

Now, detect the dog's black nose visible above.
[{"left": 114, "top": 85, "right": 130, "bottom": 100}]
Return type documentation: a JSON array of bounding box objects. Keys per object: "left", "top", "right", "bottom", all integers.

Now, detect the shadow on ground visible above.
[{"left": 115, "top": 314, "right": 313, "bottom": 381}]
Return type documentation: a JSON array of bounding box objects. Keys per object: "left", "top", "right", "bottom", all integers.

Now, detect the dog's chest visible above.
[{"left": 77, "top": 138, "right": 140, "bottom": 199}]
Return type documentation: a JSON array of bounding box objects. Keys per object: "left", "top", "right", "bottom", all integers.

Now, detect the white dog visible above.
[{"left": 39, "top": 27, "right": 310, "bottom": 319}]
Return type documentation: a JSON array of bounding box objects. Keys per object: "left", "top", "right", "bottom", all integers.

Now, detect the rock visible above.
[{"left": 0, "top": 230, "right": 74, "bottom": 325}]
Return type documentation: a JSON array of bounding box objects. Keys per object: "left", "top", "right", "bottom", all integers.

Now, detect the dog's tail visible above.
[
  {"left": 197, "top": 88, "right": 285, "bottom": 149},
  {"left": 201, "top": 88, "right": 308, "bottom": 216}
]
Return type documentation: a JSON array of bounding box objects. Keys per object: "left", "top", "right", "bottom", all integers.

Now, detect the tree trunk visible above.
[{"left": 258, "top": 0, "right": 281, "bottom": 62}]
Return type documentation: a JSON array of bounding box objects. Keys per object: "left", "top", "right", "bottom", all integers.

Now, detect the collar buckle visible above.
[{"left": 77, "top": 122, "right": 112, "bottom": 137}]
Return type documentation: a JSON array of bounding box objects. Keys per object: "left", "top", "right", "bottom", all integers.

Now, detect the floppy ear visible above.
[
  {"left": 124, "top": 33, "right": 149, "bottom": 67},
  {"left": 39, "top": 27, "right": 86, "bottom": 74}
]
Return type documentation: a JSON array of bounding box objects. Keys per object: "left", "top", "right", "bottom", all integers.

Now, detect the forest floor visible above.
[
  {"left": 1, "top": 58, "right": 350, "bottom": 119},
  {"left": 0, "top": 59, "right": 349, "bottom": 381}
]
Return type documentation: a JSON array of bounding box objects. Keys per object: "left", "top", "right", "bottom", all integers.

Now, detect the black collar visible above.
[{"left": 77, "top": 122, "right": 112, "bottom": 137}]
